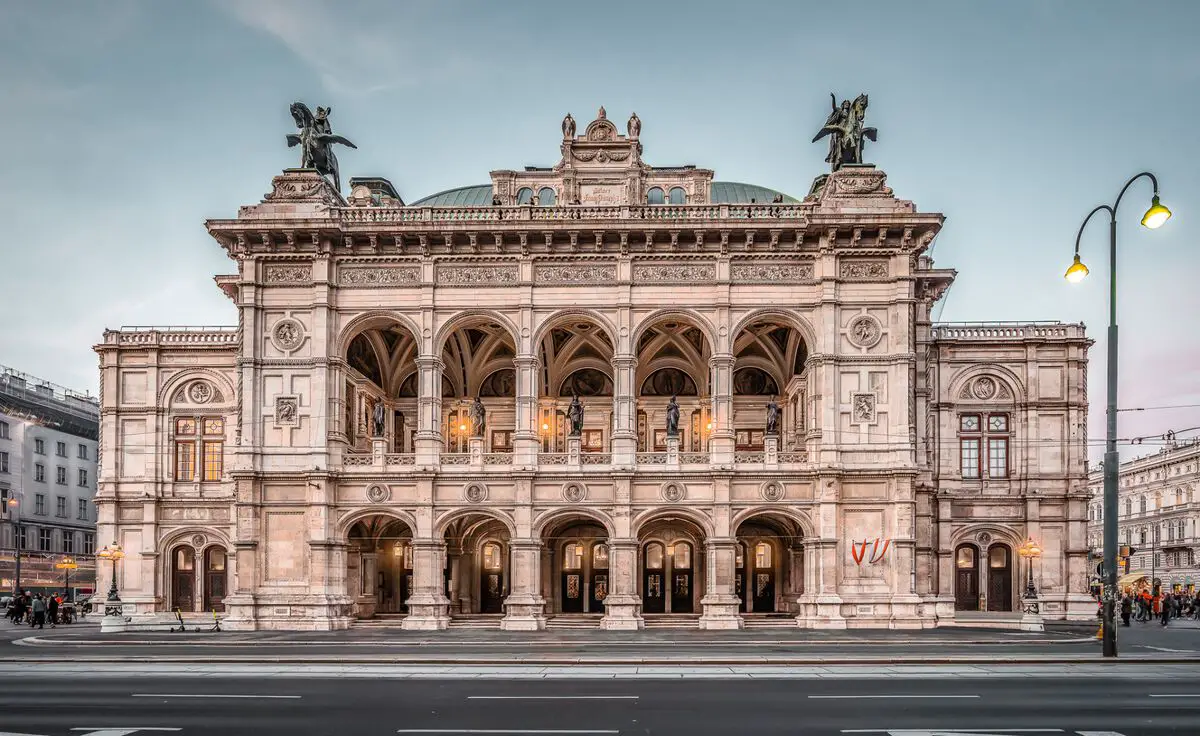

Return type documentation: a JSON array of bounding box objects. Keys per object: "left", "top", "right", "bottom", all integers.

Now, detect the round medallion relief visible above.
[
  {"left": 188, "top": 381, "right": 213, "bottom": 404},
  {"left": 976, "top": 531, "right": 993, "bottom": 545},
  {"left": 191, "top": 534, "right": 207, "bottom": 547},
  {"left": 847, "top": 315, "right": 883, "bottom": 348},
  {"left": 760, "top": 481, "right": 785, "bottom": 502},
  {"left": 973, "top": 377, "right": 997, "bottom": 400},
  {"left": 464, "top": 482, "right": 489, "bottom": 504},
  {"left": 562, "top": 483, "right": 587, "bottom": 503},
  {"left": 272, "top": 318, "right": 304, "bottom": 351},
  {"left": 661, "top": 482, "right": 686, "bottom": 503},
  {"left": 366, "top": 484, "right": 390, "bottom": 504}
]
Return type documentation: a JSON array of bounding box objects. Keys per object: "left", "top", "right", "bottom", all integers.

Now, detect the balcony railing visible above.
[
  {"left": 338, "top": 203, "right": 814, "bottom": 226},
  {"left": 336, "top": 449, "right": 812, "bottom": 470}
]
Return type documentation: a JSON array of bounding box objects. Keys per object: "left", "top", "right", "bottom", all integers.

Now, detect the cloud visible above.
[{"left": 211, "top": 0, "right": 479, "bottom": 96}]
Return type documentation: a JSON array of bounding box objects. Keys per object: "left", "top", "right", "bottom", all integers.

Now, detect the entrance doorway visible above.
[
  {"left": 669, "top": 542, "right": 694, "bottom": 613},
  {"left": 347, "top": 515, "right": 414, "bottom": 618},
  {"left": 735, "top": 513, "right": 805, "bottom": 614},
  {"left": 750, "top": 541, "right": 775, "bottom": 612},
  {"left": 202, "top": 547, "right": 227, "bottom": 612},
  {"left": 171, "top": 545, "right": 195, "bottom": 612},
  {"left": 986, "top": 543, "right": 1013, "bottom": 612},
  {"left": 642, "top": 542, "right": 666, "bottom": 613},
  {"left": 638, "top": 516, "right": 706, "bottom": 614},
  {"left": 954, "top": 544, "right": 979, "bottom": 611},
  {"left": 479, "top": 540, "right": 506, "bottom": 613}
]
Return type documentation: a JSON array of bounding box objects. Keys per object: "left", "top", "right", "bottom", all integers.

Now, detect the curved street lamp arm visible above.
[
  {"left": 1113, "top": 171, "right": 1160, "bottom": 216},
  {"left": 1074, "top": 204, "right": 1115, "bottom": 256}
]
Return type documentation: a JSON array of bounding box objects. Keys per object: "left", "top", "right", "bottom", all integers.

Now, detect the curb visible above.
[
  {"left": 0, "top": 655, "right": 1191, "bottom": 666},
  {"left": 12, "top": 635, "right": 1099, "bottom": 647}
]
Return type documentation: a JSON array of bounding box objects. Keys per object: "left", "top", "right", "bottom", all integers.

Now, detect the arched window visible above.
[
  {"left": 668, "top": 187, "right": 686, "bottom": 204},
  {"left": 592, "top": 543, "right": 609, "bottom": 570},
  {"left": 516, "top": 187, "right": 534, "bottom": 205},
  {"left": 537, "top": 187, "right": 556, "bottom": 206},
  {"left": 563, "top": 542, "right": 583, "bottom": 570},
  {"left": 203, "top": 546, "right": 227, "bottom": 612},
  {"left": 645, "top": 542, "right": 664, "bottom": 569},
  {"left": 754, "top": 542, "right": 772, "bottom": 568},
  {"left": 1124, "top": 499, "right": 1132, "bottom": 517},
  {"left": 956, "top": 545, "right": 976, "bottom": 569},
  {"left": 646, "top": 187, "right": 665, "bottom": 205},
  {"left": 482, "top": 541, "right": 503, "bottom": 571},
  {"left": 1139, "top": 496, "right": 1147, "bottom": 513},
  {"left": 171, "top": 545, "right": 195, "bottom": 612}
]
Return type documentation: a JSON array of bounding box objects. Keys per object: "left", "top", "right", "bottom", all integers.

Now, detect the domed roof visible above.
[{"left": 410, "top": 181, "right": 797, "bottom": 207}]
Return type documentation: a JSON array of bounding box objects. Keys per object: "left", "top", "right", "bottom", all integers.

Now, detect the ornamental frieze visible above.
[
  {"left": 437, "top": 264, "right": 519, "bottom": 286},
  {"left": 730, "top": 263, "right": 814, "bottom": 283},
  {"left": 839, "top": 259, "right": 889, "bottom": 279},
  {"left": 339, "top": 266, "right": 420, "bottom": 287},
  {"left": 263, "top": 264, "right": 312, "bottom": 284},
  {"left": 534, "top": 263, "right": 616, "bottom": 284},
  {"left": 632, "top": 263, "right": 715, "bottom": 283}
]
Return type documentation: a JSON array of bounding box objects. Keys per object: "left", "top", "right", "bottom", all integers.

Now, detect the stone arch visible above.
[
  {"left": 947, "top": 364, "right": 1026, "bottom": 403},
  {"left": 631, "top": 505, "right": 714, "bottom": 539},
  {"left": 433, "top": 309, "right": 522, "bottom": 355},
  {"left": 728, "top": 308, "right": 818, "bottom": 357},
  {"left": 158, "top": 525, "right": 232, "bottom": 553},
  {"left": 433, "top": 506, "right": 519, "bottom": 539},
  {"left": 949, "top": 523, "right": 1024, "bottom": 550},
  {"left": 158, "top": 526, "right": 233, "bottom": 613},
  {"left": 336, "top": 507, "right": 420, "bottom": 542},
  {"left": 530, "top": 309, "right": 620, "bottom": 355},
  {"left": 336, "top": 311, "right": 423, "bottom": 356},
  {"left": 533, "top": 507, "right": 617, "bottom": 539},
  {"left": 157, "top": 368, "right": 236, "bottom": 408},
  {"left": 629, "top": 308, "right": 718, "bottom": 356},
  {"left": 731, "top": 506, "right": 816, "bottom": 540}
]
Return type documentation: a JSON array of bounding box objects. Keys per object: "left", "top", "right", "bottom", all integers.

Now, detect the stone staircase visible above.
[
  {"left": 352, "top": 613, "right": 407, "bottom": 629},
  {"left": 642, "top": 614, "right": 701, "bottom": 629},
  {"left": 448, "top": 614, "right": 503, "bottom": 629},
  {"left": 743, "top": 613, "right": 798, "bottom": 629},
  {"left": 546, "top": 614, "right": 603, "bottom": 630}
]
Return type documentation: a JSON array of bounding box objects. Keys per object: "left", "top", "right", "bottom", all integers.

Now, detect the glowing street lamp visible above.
[{"left": 97, "top": 542, "right": 125, "bottom": 614}]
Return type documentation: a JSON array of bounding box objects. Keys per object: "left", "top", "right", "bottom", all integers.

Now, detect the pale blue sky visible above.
[{"left": 1, "top": 0, "right": 1197, "bottom": 459}]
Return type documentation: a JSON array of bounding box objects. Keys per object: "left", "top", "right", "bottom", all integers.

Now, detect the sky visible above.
[{"left": 1, "top": 0, "right": 1197, "bottom": 462}]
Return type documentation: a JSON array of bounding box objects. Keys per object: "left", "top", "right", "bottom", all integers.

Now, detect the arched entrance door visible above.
[
  {"left": 589, "top": 542, "right": 609, "bottom": 612},
  {"left": 171, "top": 546, "right": 195, "bottom": 612},
  {"left": 347, "top": 516, "right": 414, "bottom": 618},
  {"left": 479, "top": 540, "right": 506, "bottom": 613},
  {"left": 987, "top": 543, "right": 1013, "bottom": 612},
  {"left": 642, "top": 542, "right": 666, "bottom": 613},
  {"left": 735, "top": 512, "right": 805, "bottom": 615},
  {"left": 750, "top": 541, "right": 775, "bottom": 612},
  {"left": 670, "top": 542, "right": 694, "bottom": 614},
  {"left": 735, "top": 543, "right": 748, "bottom": 613},
  {"left": 639, "top": 516, "right": 706, "bottom": 615},
  {"left": 954, "top": 544, "right": 979, "bottom": 611},
  {"left": 202, "top": 546, "right": 227, "bottom": 612}
]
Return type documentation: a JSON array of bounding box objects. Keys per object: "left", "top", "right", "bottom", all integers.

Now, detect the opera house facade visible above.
[{"left": 94, "top": 107, "right": 1094, "bottom": 630}]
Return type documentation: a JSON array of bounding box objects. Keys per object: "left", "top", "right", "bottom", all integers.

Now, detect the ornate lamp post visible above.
[
  {"left": 96, "top": 542, "right": 125, "bottom": 616},
  {"left": 4, "top": 494, "right": 21, "bottom": 597},
  {"left": 1018, "top": 537, "right": 1043, "bottom": 603},
  {"left": 1066, "top": 172, "right": 1171, "bottom": 657}
]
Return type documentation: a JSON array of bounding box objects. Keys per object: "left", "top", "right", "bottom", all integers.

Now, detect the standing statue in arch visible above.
[
  {"left": 469, "top": 397, "right": 486, "bottom": 438},
  {"left": 568, "top": 391, "right": 584, "bottom": 436},
  {"left": 286, "top": 102, "right": 357, "bottom": 192},
  {"left": 372, "top": 400, "right": 386, "bottom": 438},
  {"left": 811, "top": 93, "right": 877, "bottom": 172},
  {"left": 765, "top": 396, "right": 780, "bottom": 435},
  {"left": 665, "top": 395, "right": 680, "bottom": 437}
]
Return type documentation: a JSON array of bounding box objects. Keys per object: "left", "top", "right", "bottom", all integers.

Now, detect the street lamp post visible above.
[
  {"left": 96, "top": 542, "right": 125, "bottom": 616},
  {"left": 4, "top": 495, "right": 20, "bottom": 597},
  {"left": 1066, "top": 172, "right": 1171, "bottom": 658},
  {"left": 1018, "top": 537, "right": 1043, "bottom": 604}
]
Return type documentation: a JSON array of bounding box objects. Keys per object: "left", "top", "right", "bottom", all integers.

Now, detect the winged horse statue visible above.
[{"left": 286, "top": 102, "right": 357, "bottom": 192}]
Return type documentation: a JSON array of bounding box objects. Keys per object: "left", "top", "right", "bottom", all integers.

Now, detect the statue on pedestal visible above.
[
  {"left": 665, "top": 395, "right": 680, "bottom": 437},
  {"left": 286, "top": 102, "right": 358, "bottom": 191},
  {"left": 469, "top": 397, "right": 486, "bottom": 438},
  {"left": 568, "top": 391, "right": 584, "bottom": 437},
  {"left": 562, "top": 113, "right": 576, "bottom": 139},
  {"left": 811, "top": 93, "right": 877, "bottom": 172},
  {"left": 765, "top": 396, "right": 780, "bottom": 435},
  {"left": 627, "top": 112, "right": 641, "bottom": 139},
  {"left": 372, "top": 401, "right": 386, "bottom": 438}
]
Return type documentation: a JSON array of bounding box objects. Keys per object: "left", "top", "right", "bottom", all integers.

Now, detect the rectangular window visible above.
[
  {"left": 0, "top": 420, "right": 8, "bottom": 439},
  {"left": 17, "top": 526, "right": 26, "bottom": 550},
  {"left": 55, "top": 441, "right": 66, "bottom": 457},
  {"left": 34, "top": 439, "right": 44, "bottom": 455},
  {"left": 34, "top": 464, "right": 44, "bottom": 483},
  {"left": 0, "top": 451, "right": 7, "bottom": 474},
  {"left": 174, "top": 441, "right": 195, "bottom": 481},
  {"left": 34, "top": 494, "right": 45, "bottom": 515},
  {"left": 55, "top": 466, "right": 66, "bottom": 485},
  {"left": 77, "top": 498, "right": 88, "bottom": 521},
  {"left": 38, "top": 528, "right": 50, "bottom": 552},
  {"left": 62, "top": 532, "right": 74, "bottom": 555},
  {"left": 84, "top": 533, "right": 95, "bottom": 555},
  {"left": 202, "top": 440, "right": 223, "bottom": 481},
  {"left": 78, "top": 468, "right": 88, "bottom": 487},
  {"left": 988, "top": 438, "right": 1009, "bottom": 479},
  {"left": 960, "top": 439, "right": 981, "bottom": 479},
  {"left": 78, "top": 444, "right": 88, "bottom": 460},
  {"left": 55, "top": 496, "right": 66, "bottom": 518}
]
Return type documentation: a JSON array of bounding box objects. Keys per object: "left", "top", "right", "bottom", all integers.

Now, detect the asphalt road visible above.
[{"left": 0, "top": 674, "right": 1196, "bottom": 735}]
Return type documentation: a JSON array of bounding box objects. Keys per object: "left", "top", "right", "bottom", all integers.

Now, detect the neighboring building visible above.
[
  {"left": 1087, "top": 439, "right": 1200, "bottom": 593},
  {"left": 94, "top": 108, "right": 1094, "bottom": 630},
  {"left": 0, "top": 365, "right": 99, "bottom": 594}
]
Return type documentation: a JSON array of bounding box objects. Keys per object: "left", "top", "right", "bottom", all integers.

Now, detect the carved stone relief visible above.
[
  {"left": 188, "top": 381, "right": 214, "bottom": 404},
  {"left": 339, "top": 266, "right": 421, "bottom": 286},
  {"left": 632, "top": 263, "right": 715, "bottom": 282},
  {"left": 271, "top": 318, "right": 304, "bottom": 351},
  {"left": 957, "top": 376, "right": 1013, "bottom": 401},
  {"left": 562, "top": 482, "right": 587, "bottom": 503},
  {"left": 263, "top": 265, "right": 312, "bottom": 284},
  {"left": 535, "top": 264, "right": 616, "bottom": 284},
  {"left": 840, "top": 260, "right": 889, "bottom": 279},
  {"left": 438, "top": 265, "right": 519, "bottom": 286},
  {"left": 275, "top": 395, "right": 299, "bottom": 426},
  {"left": 851, "top": 392, "right": 877, "bottom": 423},
  {"left": 661, "top": 482, "right": 686, "bottom": 503},
  {"left": 847, "top": 315, "right": 883, "bottom": 349},
  {"left": 366, "top": 484, "right": 391, "bottom": 503},
  {"left": 760, "top": 480, "right": 785, "bottom": 502},
  {"left": 730, "top": 263, "right": 814, "bottom": 283},
  {"left": 464, "top": 482, "right": 489, "bottom": 503}
]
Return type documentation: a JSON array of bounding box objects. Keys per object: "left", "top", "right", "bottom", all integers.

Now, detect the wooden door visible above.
[
  {"left": 987, "top": 544, "right": 1013, "bottom": 612},
  {"left": 954, "top": 545, "right": 979, "bottom": 611},
  {"left": 202, "top": 547, "right": 226, "bottom": 613},
  {"left": 479, "top": 541, "right": 505, "bottom": 613},
  {"left": 735, "top": 543, "right": 747, "bottom": 613},
  {"left": 589, "top": 543, "right": 609, "bottom": 612},
  {"left": 751, "top": 542, "right": 776, "bottom": 613},
  {"left": 171, "top": 546, "right": 195, "bottom": 612},
  {"left": 642, "top": 542, "right": 665, "bottom": 613},
  {"left": 561, "top": 542, "right": 584, "bottom": 613},
  {"left": 670, "top": 542, "right": 694, "bottom": 614}
]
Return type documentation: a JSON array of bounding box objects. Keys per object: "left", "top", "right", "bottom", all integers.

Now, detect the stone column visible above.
[
  {"left": 799, "top": 538, "right": 846, "bottom": 629},
  {"left": 610, "top": 355, "right": 638, "bottom": 465},
  {"left": 502, "top": 539, "right": 546, "bottom": 630},
  {"left": 699, "top": 537, "right": 743, "bottom": 629},
  {"left": 708, "top": 354, "right": 735, "bottom": 464},
  {"left": 600, "top": 538, "right": 643, "bottom": 629},
  {"left": 513, "top": 355, "right": 540, "bottom": 465},
  {"left": 414, "top": 356, "right": 444, "bottom": 465},
  {"left": 402, "top": 539, "right": 449, "bottom": 630}
]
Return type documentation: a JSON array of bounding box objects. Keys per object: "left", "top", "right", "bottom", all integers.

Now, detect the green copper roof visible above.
[{"left": 410, "top": 181, "right": 797, "bottom": 207}]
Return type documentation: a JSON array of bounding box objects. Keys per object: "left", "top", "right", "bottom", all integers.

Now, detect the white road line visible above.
[
  {"left": 467, "top": 696, "right": 637, "bottom": 700},
  {"left": 131, "top": 693, "right": 301, "bottom": 699},
  {"left": 813, "top": 694, "right": 980, "bottom": 699},
  {"left": 840, "top": 730, "right": 1064, "bottom": 734},
  {"left": 1149, "top": 693, "right": 1200, "bottom": 697},
  {"left": 395, "top": 731, "right": 620, "bottom": 735}
]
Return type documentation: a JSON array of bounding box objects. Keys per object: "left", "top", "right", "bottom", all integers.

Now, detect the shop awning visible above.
[{"left": 1118, "top": 571, "right": 1149, "bottom": 587}]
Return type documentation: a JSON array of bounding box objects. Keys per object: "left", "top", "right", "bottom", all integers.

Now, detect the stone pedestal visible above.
[
  {"left": 600, "top": 540, "right": 644, "bottom": 630},
  {"left": 665, "top": 435, "right": 680, "bottom": 468},
  {"left": 764, "top": 434, "right": 779, "bottom": 467},
  {"left": 469, "top": 436, "right": 484, "bottom": 466},
  {"left": 372, "top": 438, "right": 387, "bottom": 466},
  {"left": 501, "top": 540, "right": 547, "bottom": 631},
  {"left": 567, "top": 435, "right": 581, "bottom": 465},
  {"left": 698, "top": 539, "right": 743, "bottom": 630},
  {"left": 402, "top": 540, "right": 450, "bottom": 630},
  {"left": 798, "top": 593, "right": 847, "bottom": 629},
  {"left": 699, "top": 593, "right": 743, "bottom": 629},
  {"left": 1019, "top": 593, "right": 1045, "bottom": 632}
]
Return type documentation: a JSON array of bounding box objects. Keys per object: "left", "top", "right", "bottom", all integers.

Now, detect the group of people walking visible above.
[
  {"left": 1118, "top": 589, "right": 1200, "bottom": 626},
  {"left": 4, "top": 592, "right": 77, "bottom": 628}
]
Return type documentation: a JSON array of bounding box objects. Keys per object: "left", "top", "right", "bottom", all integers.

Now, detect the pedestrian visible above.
[
  {"left": 1120, "top": 594, "right": 1132, "bottom": 626},
  {"left": 1160, "top": 593, "right": 1171, "bottom": 627},
  {"left": 46, "top": 592, "right": 58, "bottom": 628},
  {"left": 30, "top": 594, "right": 46, "bottom": 630}
]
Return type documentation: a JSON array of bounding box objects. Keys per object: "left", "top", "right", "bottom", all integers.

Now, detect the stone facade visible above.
[
  {"left": 93, "top": 110, "right": 1095, "bottom": 630},
  {"left": 1087, "top": 440, "right": 1200, "bottom": 592}
]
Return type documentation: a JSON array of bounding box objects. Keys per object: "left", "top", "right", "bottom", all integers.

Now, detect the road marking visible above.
[
  {"left": 1148, "top": 693, "right": 1200, "bottom": 698},
  {"left": 840, "top": 730, "right": 1065, "bottom": 735},
  {"left": 395, "top": 731, "right": 620, "bottom": 735},
  {"left": 467, "top": 696, "right": 638, "bottom": 700},
  {"left": 814, "top": 695, "right": 980, "bottom": 699},
  {"left": 131, "top": 693, "right": 301, "bottom": 699},
  {"left": 1142, "top": 646, "right": 1199, "bottom": 653},
  {"left": 71, "top": 730, "right": 183, "bottom": 736}
]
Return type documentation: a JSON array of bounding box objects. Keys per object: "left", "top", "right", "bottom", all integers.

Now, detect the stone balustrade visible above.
[
  {"left": 338, "top": 202, "right": 813, "bottom": 225},
  {"left": 335, "top": 449, "right": 810, "bottom": 471},
  {"left": 930, "top": 322, "right": 1085, "bottom": 341}
]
